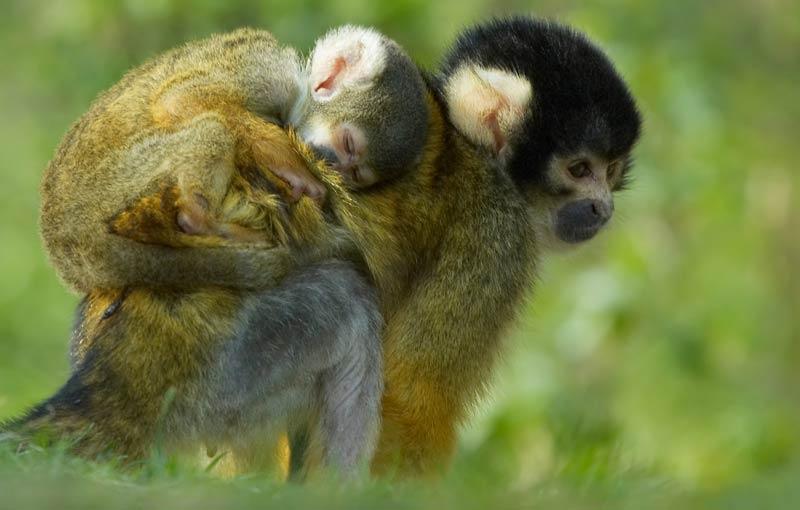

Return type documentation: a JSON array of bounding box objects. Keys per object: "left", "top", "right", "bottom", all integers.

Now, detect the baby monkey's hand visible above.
[
  {"left": 249, "top": 138, "right": 326, "bottom": 205},
  {"left": 270, "top": 165, "right": 326, "bottom": 203}
]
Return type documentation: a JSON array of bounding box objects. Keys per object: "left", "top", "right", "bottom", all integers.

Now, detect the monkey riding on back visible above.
[{"left": 4, "top": 17, "right": 642, "bottom": 479}]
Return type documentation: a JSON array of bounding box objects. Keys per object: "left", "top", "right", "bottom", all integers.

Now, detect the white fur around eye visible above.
[
  {"left": 298, "top": 117, "right": 334, "bottom": 150},
  {"left": 309, "top": 25, "right": 388, "bottom": 101}
]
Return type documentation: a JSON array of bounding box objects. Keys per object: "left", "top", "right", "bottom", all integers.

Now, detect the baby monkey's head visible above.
[
  {"left": 296, "top": 26, "right": 428, "bottom": 189},
  {"left": 437, "top": 17, "right": 642, "bottom": 250}
]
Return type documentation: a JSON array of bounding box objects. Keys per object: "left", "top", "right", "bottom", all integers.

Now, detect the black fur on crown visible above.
[{"left": 435, "top": 16, "right": 642, "bottom": 189}]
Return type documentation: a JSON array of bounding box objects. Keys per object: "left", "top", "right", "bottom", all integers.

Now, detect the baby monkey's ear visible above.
[
  {"left": 443, "top": 65, "right": 532, "bottom": 156},
  {"left": 309, "top": 26, "right": 387, "bottom": 101}
]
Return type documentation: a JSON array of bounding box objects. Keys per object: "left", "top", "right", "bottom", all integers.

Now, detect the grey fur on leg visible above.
[
  {"left": 194, "top": 260, "right": 382, "bottom": 477},
  {"left": 314, "top": 293, "right": 383, "bottom": 474}
]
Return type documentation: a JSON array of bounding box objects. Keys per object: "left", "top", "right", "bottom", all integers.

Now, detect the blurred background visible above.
[{"left": 0, "top": 0, "right": 798, "bottom": 497}]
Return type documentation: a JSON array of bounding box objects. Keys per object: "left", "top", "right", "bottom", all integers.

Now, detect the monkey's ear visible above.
[
  {"left": 443, "top": 65, "right": 532, "bottom": 156},
  {"left": 309, "top": 26, "right": 387, "bottom": 101}
]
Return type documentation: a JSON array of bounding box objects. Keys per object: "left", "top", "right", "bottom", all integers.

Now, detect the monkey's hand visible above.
[
  {"left": 152, "top": 81, "right": 327, "bottom": 204},
  {"left": 251, "top": 139, "right": 326, "bottom": 205},
  {"left": 176, "top": 188, "right": 268, "bottom": 244},
  {"left": 111, "top": 181, "right": 275, "bottom": 249},
  {"left": 265, "top": 163, "right": 326, "bottom": 204}
]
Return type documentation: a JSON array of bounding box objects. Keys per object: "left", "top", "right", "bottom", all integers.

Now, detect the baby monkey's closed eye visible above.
[{"left": 343, "top": 129, "right": 357, "bottom": 162}]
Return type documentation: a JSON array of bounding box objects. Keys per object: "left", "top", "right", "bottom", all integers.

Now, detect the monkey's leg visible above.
[
  {"left": 370, "top": 386, "right": 458, "bottom": 477},
  {"left": 370, "top": 258, "right": 499, "bottom": 477},
  {"left": 5, "top": 287, "right": 244, "bottom": 461},
  {"left": 4, "top": 343, "right": 165, "bottom": 461},
  {"left": 296, "top": 273, "right": 384, "bottom": 477},
  {"left": 311, "top": 317, "right": 383, "bottom": 476},
  {"left": 206, "top": 260, "right": 382, "bottom": 478}
]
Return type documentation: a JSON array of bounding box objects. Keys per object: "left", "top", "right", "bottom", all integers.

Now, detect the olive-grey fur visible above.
[{"left": 19, "top": 260, "right": 383, "bottom": 476}]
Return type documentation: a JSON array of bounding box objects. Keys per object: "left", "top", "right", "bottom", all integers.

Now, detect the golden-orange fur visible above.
[{"left": 16, "top": 18, "right": 645, "bottom": 479}]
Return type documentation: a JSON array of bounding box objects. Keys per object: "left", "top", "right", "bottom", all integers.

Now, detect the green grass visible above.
[
  {"left": 2, "top": 437, "right": 800, "bottom": 509},
  {"left": 0, "top": 439, "right": 688, "bottom": 510}
]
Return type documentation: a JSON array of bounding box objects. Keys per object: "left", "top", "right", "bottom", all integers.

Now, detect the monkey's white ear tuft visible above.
[
  {"left": 309, "top": 25, "right": 387, "bottom": 102},
  {"left": 444, "top": 65, "right": 532, "bottom": 156}
]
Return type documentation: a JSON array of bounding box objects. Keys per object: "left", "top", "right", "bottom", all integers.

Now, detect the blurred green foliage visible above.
[{"left": 1, "top": 0, "right": 798, "bottom": 504}]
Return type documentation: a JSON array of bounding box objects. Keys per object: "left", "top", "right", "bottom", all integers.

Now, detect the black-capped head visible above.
[{"left": 436, "top": 16, "right": 642, "bottom": 249}]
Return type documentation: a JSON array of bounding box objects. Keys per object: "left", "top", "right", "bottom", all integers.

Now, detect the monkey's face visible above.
[
  {"left": 299, "top": 118, "right": 379, "bottom": 189},
  {"left": 526, "top": 152, "right": 631, "bottom": 251}
]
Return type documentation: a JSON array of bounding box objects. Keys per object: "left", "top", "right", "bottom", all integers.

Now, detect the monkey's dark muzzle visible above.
[{"left": 555, "top": 198, "right": 612, "bottom": 244}]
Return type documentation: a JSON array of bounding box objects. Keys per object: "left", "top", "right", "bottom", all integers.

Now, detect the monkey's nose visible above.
[{"left": 589, "top": 199, "right": 612, "bottom": 223}]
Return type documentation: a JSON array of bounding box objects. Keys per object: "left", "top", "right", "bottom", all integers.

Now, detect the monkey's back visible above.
[{"left": 29, "top": 90, "right": 537, "bottom": 475}]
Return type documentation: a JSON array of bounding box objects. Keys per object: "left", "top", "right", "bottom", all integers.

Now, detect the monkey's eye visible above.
[
  {"left": 567, "top": 160, "right": 591, "bottom": 179},
  {"left": 343, "top": 131, "right": 356, "bottom": 158}
]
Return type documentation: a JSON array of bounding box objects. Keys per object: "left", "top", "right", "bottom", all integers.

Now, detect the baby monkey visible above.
[{"left": 40, "top": 25, "right": 428, "bottom": 292}]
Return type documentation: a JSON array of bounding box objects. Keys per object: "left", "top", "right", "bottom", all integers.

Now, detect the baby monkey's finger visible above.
[{"left": 271, "top": 166, "right": 327, "bottom": 205}]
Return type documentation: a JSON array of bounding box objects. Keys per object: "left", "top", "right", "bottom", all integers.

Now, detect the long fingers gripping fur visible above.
[
  {"left": 154, "top": 78, "right": 325, "bottom": 203},
  {"left": 238, "top": 112, "right": 327, "bottom": 202},
  {"left": 105, "top": 112, "right": 239, "bottom": 246}
]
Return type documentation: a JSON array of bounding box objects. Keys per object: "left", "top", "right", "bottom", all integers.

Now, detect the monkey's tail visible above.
[
  {"left": 0, "top": 373, "right": 94, "bottom": 450},
  {"left": 0, "top": 404, "right": 53, "bottom": 450}
]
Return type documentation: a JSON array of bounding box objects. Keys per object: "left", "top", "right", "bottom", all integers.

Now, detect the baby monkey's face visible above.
[
  {"left": 299, "top": 120, "right": 378, "bottom": 189},
  {"left": 331, "top": 124, "right": 377, "bottom": 188}
]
